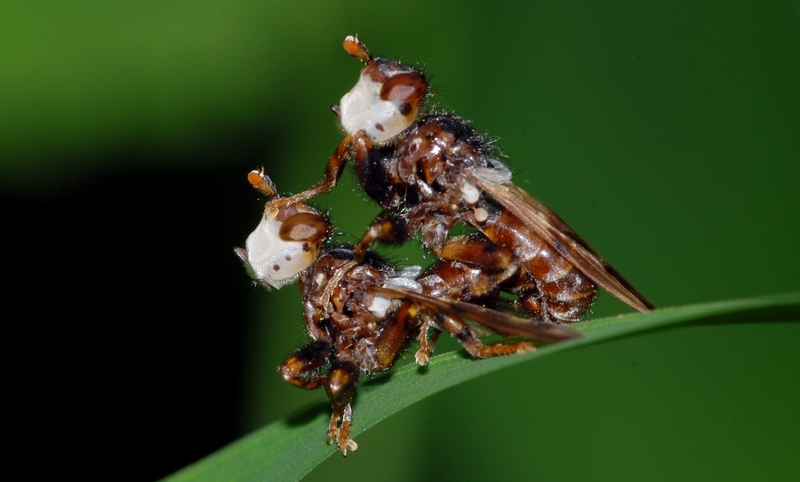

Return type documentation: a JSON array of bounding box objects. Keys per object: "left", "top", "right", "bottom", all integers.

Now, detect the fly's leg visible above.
[
  {"left": 354, "top": 205, "right": 462, "bottom": 262},
  {"left": 353, "top": 212, "right": 413, "bottom": 260},
  {"left": 325, "top": 359, "right": 360, "bottom": 456},
  {"left": 415, "top": 317, "right": 440, "bottom": 366},
  {"left": 326, "top": 304, "right": 424, "bottom": 454},
  {"left": 437, "top": 312, "right": 535, "bottom": 358},
  {"left": 319, "top": 259, "right": 358, "bottom": 316},
  {"left": 271, "top": 131, "right": 372, "bottom": 209},
  {"left": 434, "top": 234, "right": 520, "bottom": 291},
  {"left": 279, "top": 340, "right": 333, "bottom": 389},
  {"left": 371, "top": 302, "right": 421, "bottom": 369},
  {"left": 281, "top": 343, "right": 360, "bottom": 456}
]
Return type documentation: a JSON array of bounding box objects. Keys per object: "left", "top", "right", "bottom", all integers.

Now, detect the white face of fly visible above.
[
  {"left": 339, "top": 72, "right": 415, "bottom": 144},
  {"left": 238, "top": 208, "right": 317, "bottom": 289}
]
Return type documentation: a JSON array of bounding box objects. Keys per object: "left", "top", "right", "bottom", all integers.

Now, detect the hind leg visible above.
[{"left": 436, "top": 312, "right": 535, "bottom": 358}]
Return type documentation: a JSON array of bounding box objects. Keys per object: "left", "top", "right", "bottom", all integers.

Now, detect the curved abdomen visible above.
[{"left": 476, "top": 204, "right": 596, "bottom": 322}]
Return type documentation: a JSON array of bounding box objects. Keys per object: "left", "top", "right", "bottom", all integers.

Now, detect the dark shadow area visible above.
[{"left": 3, "top": 148, "right": 270, "bottom": 480}]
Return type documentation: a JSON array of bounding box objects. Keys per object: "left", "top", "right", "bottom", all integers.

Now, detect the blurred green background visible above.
[{"left": 3, "top": 1, "right": 797, "bottom": 481}]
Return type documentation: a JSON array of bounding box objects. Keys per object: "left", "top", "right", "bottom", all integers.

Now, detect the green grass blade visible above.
[{"left": 164, "top": 292, "right": 800, "bottom": 482}]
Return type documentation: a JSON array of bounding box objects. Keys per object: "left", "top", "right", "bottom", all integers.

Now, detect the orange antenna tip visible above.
[
  {"left": 343, "top": 36, "right": 360, "bottom": 55},
  {"left": 343, "top": 35, "right": 372, "bottom": 62},
  {"left": 247, "top": 170, "right": 264, "bottom": 187}
]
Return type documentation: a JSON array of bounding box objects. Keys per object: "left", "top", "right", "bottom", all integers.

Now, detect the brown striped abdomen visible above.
[
  {"left": 518, "top": 244, "right": 596, "bottom": 322},
  {"left": 476, "top": 205, "right": 596, "bottom": 322}
]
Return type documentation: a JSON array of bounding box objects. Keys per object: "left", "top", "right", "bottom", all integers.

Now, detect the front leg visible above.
[
  {"left": 325, "top": 359, "right": 360, "bottom": 456},
  {"left": 279, "top": 340, "right": 333, "bottom": 389},
  {"left": 281, "top": 343, "right": 361, "bottom": 456},
  {"left": 274, "top": 131, "right": 372, "bottom": 208},
  {"left": 353, "top": 207, "right": 454, "bottom": 261},
  {"left": 353, "top": 212, "right": 413, "bottom": 261}
]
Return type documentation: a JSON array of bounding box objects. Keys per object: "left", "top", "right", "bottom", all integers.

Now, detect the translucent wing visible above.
[
  {"left": 373, "top": 286, "right": 584, "bottom": 342},
  {"left": 469, "top": 175, "right": 655, "bottom": 313}
]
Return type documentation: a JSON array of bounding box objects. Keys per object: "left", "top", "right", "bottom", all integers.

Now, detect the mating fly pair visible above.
[
  {"left": 237, "top": 36, "right": 654, "bottom": 455},
  {"left": 236, "top": 170, "right": 583, "bottom": 455}
]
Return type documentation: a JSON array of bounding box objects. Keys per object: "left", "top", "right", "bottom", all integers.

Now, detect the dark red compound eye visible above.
[
  {"left": 380, "top": 72, "right": 427, "bottom": 104},
  {"left": 279, "top": 212, "right": 330, "bottom": 243}
]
